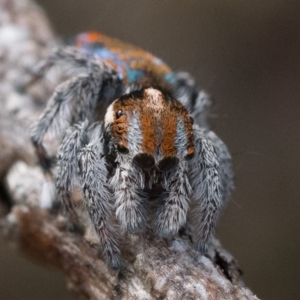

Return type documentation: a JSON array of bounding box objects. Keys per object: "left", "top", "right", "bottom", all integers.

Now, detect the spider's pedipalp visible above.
[
  {"left": 188, "top": 127, "right": 223, "bottom": 254},
  {"left": 78, "top": 126, "right": 121, "bottom": 268},
  {"left": 111, "top": 157, "right": 148, "bottom": 234},
  {"left": 154, "top": 160, "right": 192, "bottom": 237}
]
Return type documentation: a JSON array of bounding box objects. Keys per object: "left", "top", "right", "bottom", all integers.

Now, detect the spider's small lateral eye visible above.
[
  {"left": 189, "top": 116, "right": 194, "bottom": 125},
  {"left": 185, "top": 152, "right": 194, "bottom": 160},
  {"left": 116, "top": 110, "right": 123, "bottom": 119},
  {"left": 117, "top": 144, "right": 129, "bottom": 154}
]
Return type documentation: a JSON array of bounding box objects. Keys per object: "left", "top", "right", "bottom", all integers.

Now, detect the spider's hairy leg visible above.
[
  {"left": 188, "top": 127, "right": 223, "bottom": 254},
  {"left": 173, "top": 72, "right": 211, "bottom": 126},
  {"left": 30, "top": 74, "right": 98, "bottom": 170},
  {"left": 26, "top": 47, "right": 103, "bottom": 84},
  {"left": 207, "top": 131, "right": 234, "bottom": 205},
  {"left": 31, "top": 66, "right": 121, "bottom": 171},
  {"left": 55, "top": 121, "right": 89, "bottom": 220},
  {"left": 111, "top": 161, "right": 147, "bottom": 233},
  {"left": 154, "top": 161, "right": 192, "bottom": 237},
  {"left": 77, "top": 123, "right": 121, "bottom": 269}
]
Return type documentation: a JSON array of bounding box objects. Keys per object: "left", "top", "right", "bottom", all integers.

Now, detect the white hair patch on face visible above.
[
  {"left": 104, "top": 102, "right": 115, "bottom": 126},
  {"left": 175, "top": 117, "right": 188, "bottom": 157},
  {"left": 127, "top": 111, "right": 143, "bottom": 154},
  {"left": 145, "top": 88, "right": 164, "bottom": 109}
]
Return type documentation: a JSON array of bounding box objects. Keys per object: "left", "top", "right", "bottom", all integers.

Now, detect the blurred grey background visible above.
[{"left": 1, "top": 0, "right": 300, "bottom": 299}]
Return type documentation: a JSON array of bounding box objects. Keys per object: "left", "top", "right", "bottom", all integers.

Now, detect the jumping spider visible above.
[{"left": 30, "top": 32, "right": 233, "bottom": 268}]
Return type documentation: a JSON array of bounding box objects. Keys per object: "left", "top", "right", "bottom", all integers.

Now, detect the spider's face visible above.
[{"left": 104, "top": 88, "right": 194, "bottom": 171}]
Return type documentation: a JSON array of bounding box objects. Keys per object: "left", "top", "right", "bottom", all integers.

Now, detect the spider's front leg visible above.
[
  {"left": 188, "top": 128, "right": 223, "bottom": 254},
  {"left": 78, "top": 144, "right": 121, "bottom": 268},
  {"left": 57, "top": 121, "right": 121, "bottom": 268}
]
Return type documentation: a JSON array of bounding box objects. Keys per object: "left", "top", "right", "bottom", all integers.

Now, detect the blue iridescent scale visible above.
[{"left": 75, "top": 32, "right": 176, "bottom": 86}]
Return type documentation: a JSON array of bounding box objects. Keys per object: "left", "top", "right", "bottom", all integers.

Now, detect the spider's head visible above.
[{"left": 104, "top": 88, "right": 194, "bottom": 171}]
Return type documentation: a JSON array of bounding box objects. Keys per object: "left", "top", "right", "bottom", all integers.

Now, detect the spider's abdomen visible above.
[
  {"left": 75, "top": 32, "right": 176, "bottom": 87},
  {"left": 105, "top": 88, "right": 194, "bottom": 167}
]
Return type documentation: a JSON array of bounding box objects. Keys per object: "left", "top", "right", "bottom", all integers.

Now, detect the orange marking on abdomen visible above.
[{"left": 86, "top": 32, "right": 103, "bottom": 43}]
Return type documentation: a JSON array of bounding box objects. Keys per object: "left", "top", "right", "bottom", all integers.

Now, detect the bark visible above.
[{"left": 0, "top": 0, "right": 259, "bottom": 299}]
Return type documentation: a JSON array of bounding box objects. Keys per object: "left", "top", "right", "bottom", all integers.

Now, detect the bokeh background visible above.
[{"left": 1, "top": 1, "right": 300, "bottom": 299}]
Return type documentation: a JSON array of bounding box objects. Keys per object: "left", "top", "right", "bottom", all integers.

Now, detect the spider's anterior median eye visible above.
[
  {"left": 116, "top": 110, "right": 123, "bottom": 119},
  {"left": 133, "top": 153, "right": 155, "bottom": 169},
  {"left": 117, "top": 144, "right": 129, "bottom": 154}
]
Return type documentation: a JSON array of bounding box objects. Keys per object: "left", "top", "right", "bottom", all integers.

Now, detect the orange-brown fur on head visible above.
[{"left": 105, "top": 88, "right": 194, "bottom": 160}]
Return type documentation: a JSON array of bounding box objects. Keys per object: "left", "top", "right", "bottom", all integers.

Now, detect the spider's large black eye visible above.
[
  {"left": 116, "top": 110, "right": 123, "bottom": 119},
  {"left": 157, "top": 157, "right": 179, "bottom": 172},
  {"left": 117, "top": 144, "right": 129, "bottom": 154},
  {"left": 133, "top": 153, "right": 155, "bottom": 169}
]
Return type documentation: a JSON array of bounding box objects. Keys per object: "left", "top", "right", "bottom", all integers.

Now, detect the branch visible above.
[{"left": 2, "top": 199, "right": 257, "bottom": 300}]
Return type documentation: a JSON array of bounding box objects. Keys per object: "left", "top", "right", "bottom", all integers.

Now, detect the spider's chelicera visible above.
[{"left": 30, "top": 32, "right": 234, "bottom": 269}]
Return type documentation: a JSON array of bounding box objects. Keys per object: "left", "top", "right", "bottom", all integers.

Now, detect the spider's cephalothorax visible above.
[
  {"left": 105, "top": 88, "right": 195, "bottom": 164},
  {"left": 30, "top": 32, "right": 234, "bottom": 269}
]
